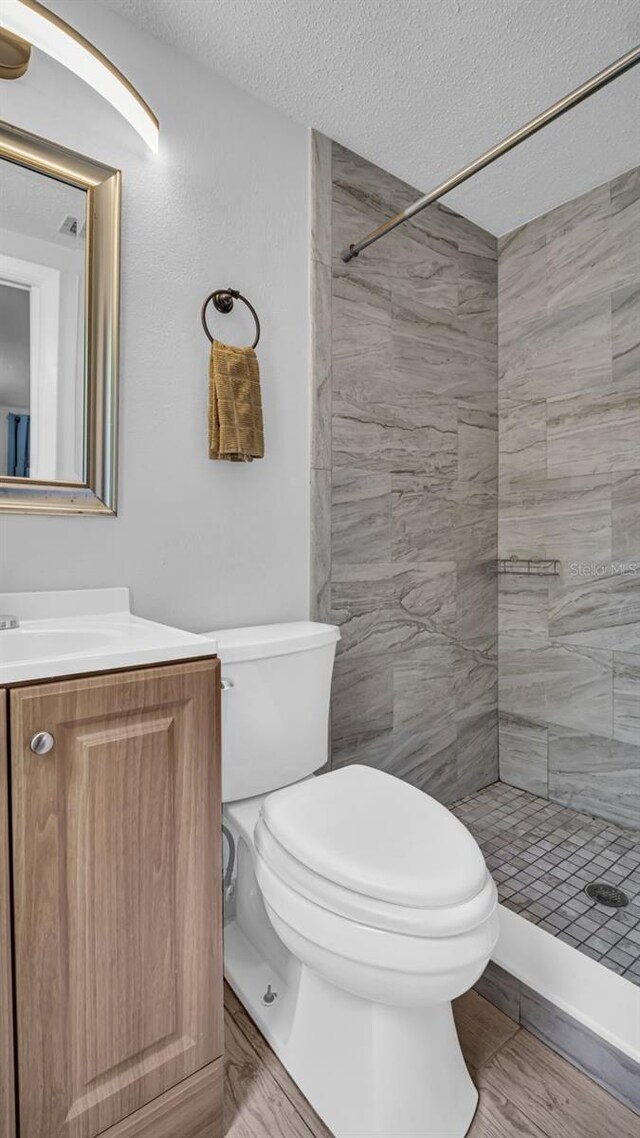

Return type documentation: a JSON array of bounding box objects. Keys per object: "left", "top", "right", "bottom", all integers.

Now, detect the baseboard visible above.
[{"left": 475, "top": 960, "right": 639, "bottom": 1116}]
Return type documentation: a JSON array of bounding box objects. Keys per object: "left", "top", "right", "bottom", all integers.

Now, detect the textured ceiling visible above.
[{"left": 99, "top": 0, "right": 640, "bottom": 235}]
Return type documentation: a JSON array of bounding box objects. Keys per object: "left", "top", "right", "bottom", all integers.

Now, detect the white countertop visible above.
[{"left": 0, "top": 588, "right": 217, "bottom": 685}]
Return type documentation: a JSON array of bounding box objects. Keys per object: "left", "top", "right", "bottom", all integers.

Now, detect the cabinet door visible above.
[
  {"left": 11, "top": 660, "right": 222, "bottom": 1138},
  {"left": 0, "top": 691, "right": 15, "bottom": 1138}
]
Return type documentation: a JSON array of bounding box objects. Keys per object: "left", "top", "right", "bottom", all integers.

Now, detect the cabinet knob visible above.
[{"left": 30, "top": 731, "right": 55, "bottom": 755}]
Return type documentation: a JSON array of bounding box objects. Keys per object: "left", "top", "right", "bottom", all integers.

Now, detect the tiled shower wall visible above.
[
  {"left": 311, "top": 137, "right": 499, "bottom": 802},
  {"left": 498, "top": 167, "right": 640, "bottom": 829}
]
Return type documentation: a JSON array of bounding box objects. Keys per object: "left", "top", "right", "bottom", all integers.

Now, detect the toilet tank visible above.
[{"left": 206, "top": 622, "right": 340, "bottom": 803}]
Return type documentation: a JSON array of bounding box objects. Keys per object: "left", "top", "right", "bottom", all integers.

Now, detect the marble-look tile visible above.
[
  {"left": 498, "top": 475, "right": 612, "bottom": 566},
  {"left": 332, "top": 390, "right": 457, "bottom": 475},
  {"left": 392, "top": 476, "right": 497, "bottom": 565},
  {"left": 392, "top": 475, "right": 457, "bottom": 562},
  {"left": 612, "top": 284, "right": 640, "bottom": 389},
  {"left": 608, "top": 167, "right": 640, "bottom": 289},
  {"left": 331, "top": 563, "right": 456, "bottom": 658},
  {"left": 498, "top": 400, "right": 547, "bottom": 486},
  {"left": 612, "top": 473, "right": 640, "bottom": 560},
  {"left": 548, "top": 726, "right": 640, "bottom": 830},
  {"left": 498, "top": 217, "right": 548, "bottom": 323},
  {"left": 494, "top": 164, "right": 640, "bottom": 832},
  {"left": 456, "top": 565, "right": 497, "bottom": 641},
  {"left": 390, "top": 243, "right": 460, "bottom": 316},
  {"left": 498, "top": 575, "right": 548, "bottom": 640},
  {"left": 310, "top": 257, "right": 332, "bottom": 470},
  {"left": 499, "top": 713, "right": 548, "bottom": 796},
  {"left": 332, "top": 141, "right": 416, "bottom": 221},
  {"left": 547, "top": 390, "right": 640, "bottom": 478},
  {"left": 326, "top": 141, "right": 498, "bottom": 800},
  {"left": 310, "top": 131, "right": 332, "bottom": 266},
  {"left": 454, "top": 710, "right": 499, "bottom": 798},
  {"left": 431, "top": 202, "right": 498, "bottom": 261},
  {"left": 333, "top": 660, "right": 496, "bottom": 804},
  {"left": 331, "top": 719, "right": 460, "bottom": 803},
  {"left": 310, "top": 468, "right": 331, "bottom": 622},
  {"left": 614, "top": 651, "right": 640, "bottom": 746},
  {"left": 331, "top": 182, "right": 391, "bottom": 282},
  {"left": 499, "top": 636, "right": 612, "bottom": 738},
  {"left": 331, "top": 468, "right": 391, "bottom": 564},
  {"left": 520, "top": 985, "right": 640, "bottom": 1115},
  {"left": 457, "top": 638, "right": 498, "bottom": 725},
  {"left": 391, "top": 473, "right": 497, "bottom": 565},
  {"left": 549, "top": 569, "right": 640, "bottom": 647},
  {"left": 499, "top": 296, "right": 611, "bottom": 404},
  {"left": 332, "top": 272, "right": 390, "bottom": 370},
  {"left": 458, "top": 406, "right": 498, "bottom": 484},
  {"left": 350, "top": 219, "right": 460, "bottom": 303},
  {"left": 393, "top": 639, "right": 458, "bottom": 733},
  {"left": 551, "top": 624, "right": 640, "bottom": 653},
  {"left": 391, "top": 302, "right": 497, "bottom": 406},
  {"left": 332, "top": 151, "right": 465, "bottom": 302},
  {"left": 456, "top": 483, "right": 498, "bottom": 563},
  {"left": 458, "top": 251, "right": 497, "bottom": 316},
  {"left": 405, "top": 195, "right": 497, "bottom": 261},
  {"left": 331, "top": 653, "right": 393, "bottom": 752},
  {"left": 610, "top": 165, "right": 640, "bottom": 213},
  {"left": 543, "top": 183, "right": 613, "bottom": 309}
]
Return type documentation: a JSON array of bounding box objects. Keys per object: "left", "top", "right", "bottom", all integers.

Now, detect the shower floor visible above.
[{"left": 450, "top": 782, "right": 640, "bottom": 986}]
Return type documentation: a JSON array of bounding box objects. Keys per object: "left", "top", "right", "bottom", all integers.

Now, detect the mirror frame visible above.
[{"left": 0, "top": 120, "right": 121, "bottom": 515}]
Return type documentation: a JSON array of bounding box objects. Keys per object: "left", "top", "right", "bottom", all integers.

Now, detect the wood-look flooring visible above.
[{"left": 223, "top": 983, "right": 638, "bottom": 1138}]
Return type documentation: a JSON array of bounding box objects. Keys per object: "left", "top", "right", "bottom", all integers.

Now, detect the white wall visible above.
[{"left": 0, "top": 0, "right": 311, "bottom": 632}]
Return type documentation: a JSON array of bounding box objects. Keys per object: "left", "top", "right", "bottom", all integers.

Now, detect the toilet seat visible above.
[
  {"left": 255, "top": 765, "right": 496, "bottom": 938},
  {"left": 255, "top": 819, "right": 496, "bottom": 937}
]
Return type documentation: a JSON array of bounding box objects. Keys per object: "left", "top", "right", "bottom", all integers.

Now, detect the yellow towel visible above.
[{"left": 209, "top": 340, "right": 265, "bottom": 462}]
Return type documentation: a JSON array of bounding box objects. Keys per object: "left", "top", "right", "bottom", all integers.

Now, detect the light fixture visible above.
[{"left": 0, "top": 0, "right": 159, "bottom": 152}]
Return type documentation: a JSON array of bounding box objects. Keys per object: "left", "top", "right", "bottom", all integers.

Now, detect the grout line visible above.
[{"left": 451, "top": 784, "right": 640, "bottom": 977}]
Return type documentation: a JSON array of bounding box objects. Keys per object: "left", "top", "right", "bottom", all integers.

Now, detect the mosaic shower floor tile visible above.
[{"left": 450, "top": 781, "right": 640, "bottom": 985}]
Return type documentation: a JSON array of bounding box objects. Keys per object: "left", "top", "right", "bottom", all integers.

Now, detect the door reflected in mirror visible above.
[{"left": 0, "top": 158, "right": 87, "bottom": 483}]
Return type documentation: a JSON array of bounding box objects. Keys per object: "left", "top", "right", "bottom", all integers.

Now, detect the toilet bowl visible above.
[{"left": 210, "top": 621, "right": 499, "bottom": 1138}]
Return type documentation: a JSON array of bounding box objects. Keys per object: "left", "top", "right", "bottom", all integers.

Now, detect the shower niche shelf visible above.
[{"left": 497, "top": 557, "right": 560, "bottom": 577}]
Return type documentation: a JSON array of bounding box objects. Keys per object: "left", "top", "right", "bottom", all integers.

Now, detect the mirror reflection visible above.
[{"left": 0, "top": 158, "right": 87, "bottom": 482}]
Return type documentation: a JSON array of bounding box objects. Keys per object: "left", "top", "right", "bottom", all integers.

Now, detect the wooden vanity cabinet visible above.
[
  {"left": 0, "top": 690, "right": 15, "bottom": 1138},
  {"left": 0, "top": 658, "right": 223, "bottom": 1138}
]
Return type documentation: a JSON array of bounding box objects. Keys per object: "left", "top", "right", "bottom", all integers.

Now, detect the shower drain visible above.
[{"left": 584, "top": 881, "right": 629, "bottom": 908}]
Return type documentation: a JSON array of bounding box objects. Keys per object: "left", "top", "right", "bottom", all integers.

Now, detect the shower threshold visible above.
[{"left": 450, "top": 782, "right": 640, "bottom": 986}]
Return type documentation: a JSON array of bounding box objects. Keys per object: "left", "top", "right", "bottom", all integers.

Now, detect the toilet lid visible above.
[{"left": 260, "top": 765, "right": 488, "bottom": 909}]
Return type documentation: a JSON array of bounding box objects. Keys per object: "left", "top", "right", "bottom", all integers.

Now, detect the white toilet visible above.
[{"left": 210, "top": 620, "right": 499, "bottom": 1138}]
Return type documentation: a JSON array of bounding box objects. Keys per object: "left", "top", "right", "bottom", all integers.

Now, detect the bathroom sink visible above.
[
  {"left": 0, "top": 625, "right": 124, "bottom": 663},
  {"left": 0, "top": 588, "right": 217, "bottom": 684}
]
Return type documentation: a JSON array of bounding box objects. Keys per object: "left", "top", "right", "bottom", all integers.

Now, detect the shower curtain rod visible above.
[{"left": 341, "top": 43, "right": 640, "bottom": 262}]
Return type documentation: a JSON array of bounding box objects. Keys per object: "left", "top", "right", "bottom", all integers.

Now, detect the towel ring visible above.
[{"left": 201, "top": 288, "right": 261, "bottom": 348}]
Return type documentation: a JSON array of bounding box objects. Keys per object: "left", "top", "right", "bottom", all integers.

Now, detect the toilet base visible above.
[{"left": 225, "top": 919, "right": 478, "bottom": 1138}]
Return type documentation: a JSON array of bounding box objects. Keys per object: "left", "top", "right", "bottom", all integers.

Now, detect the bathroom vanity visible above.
[{"left": 0, "top": 590, "right": 223, "bottom": 1138}]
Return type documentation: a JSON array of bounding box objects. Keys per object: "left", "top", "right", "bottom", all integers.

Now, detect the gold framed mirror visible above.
[{"left": 0, "top": 120, "right": 120, "bottom": 515}]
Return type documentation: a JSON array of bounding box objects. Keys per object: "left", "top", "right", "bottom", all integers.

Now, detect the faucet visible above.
[{"left": 0, "top": 615, "right": 19, "bottom": 630}]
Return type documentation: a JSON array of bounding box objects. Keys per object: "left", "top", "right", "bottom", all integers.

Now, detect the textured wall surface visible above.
[
  {"left": 498, "top": 166, "right": 640, "bottom": 828},
  {"left": 314, "top": 142, "right": 499, "bottom": 803},
  {"left": 0, "top": 0, "right": 310, "bottom": 633}
]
